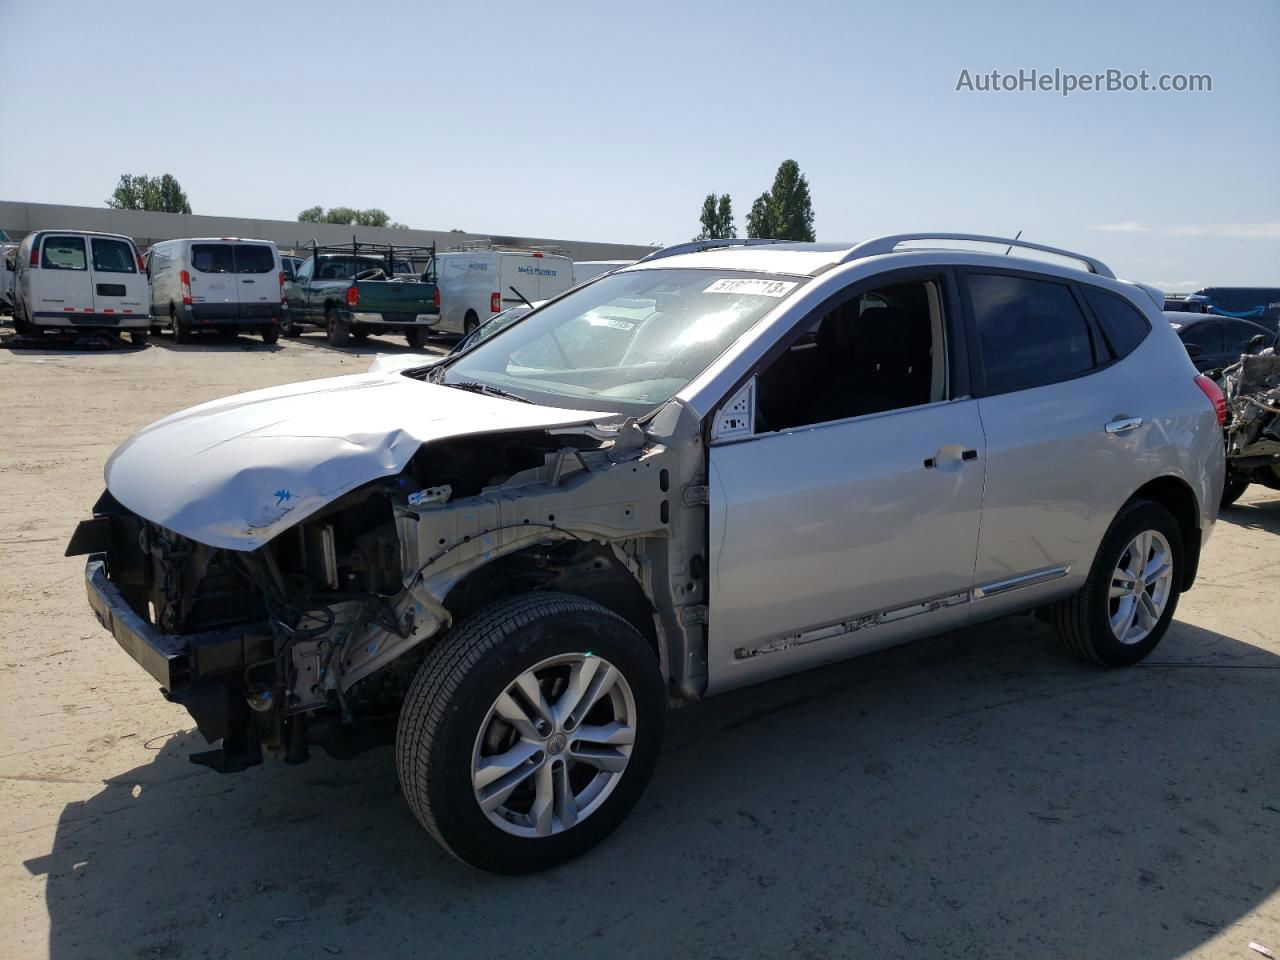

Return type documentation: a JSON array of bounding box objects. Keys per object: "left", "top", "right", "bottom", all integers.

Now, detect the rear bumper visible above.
[
  {"left": 350, "top": 311, "right": 439, "bottom": 327},
  {"left": 186, "top": 303, "right": 282, "bottom": 325},
  {"left": 32, "top": 311, "right": 149, "bottom": 328}
]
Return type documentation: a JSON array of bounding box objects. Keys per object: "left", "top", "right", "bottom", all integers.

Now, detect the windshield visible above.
[{"left": 440, "top": 268, "right": 803, "bottom": 412}]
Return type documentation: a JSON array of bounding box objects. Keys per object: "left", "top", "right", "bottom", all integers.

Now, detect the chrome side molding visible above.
[{"left": 973, "top": 564, "right": 1071, "bottom": 600}]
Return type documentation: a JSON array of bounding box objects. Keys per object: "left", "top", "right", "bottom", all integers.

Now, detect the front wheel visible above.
[
  {"left": 396, "top": 592, "right": 665, "bottom": 874},
  {"left": 405, "top": 326, "right": 427, "bottom": 348},
  {"left": 325, "top": 308, "right": 350, "bottom": 346},
  {"left": 1052, "top": 499, "right": 1183, "bottom": 667},
  {"left": 173, "top": 314, "right": 194, "bottom": 344}
]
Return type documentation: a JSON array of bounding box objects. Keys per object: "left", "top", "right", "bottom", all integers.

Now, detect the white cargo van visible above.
[
  {"left": 11, "top": 230, "right": 151, "bottom": 344},
  {"left": 434, "top": 250, "right": 573, "bottom": 335},
  {"left": 146, "top": 238, "right": 284, "bottom": 343}
]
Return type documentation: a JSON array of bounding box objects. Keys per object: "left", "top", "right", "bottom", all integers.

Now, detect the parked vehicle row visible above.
[
  {"left": 69, "top": 233, "right": 1226, "bottom": 874},
  {"left": 3, "top": 231, "right": 621, "bottom": 349}
]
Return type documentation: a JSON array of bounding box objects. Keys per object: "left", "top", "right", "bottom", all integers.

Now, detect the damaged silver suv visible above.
[{"left": 69, "top": 234, "right": 1226, "bottom": 873}]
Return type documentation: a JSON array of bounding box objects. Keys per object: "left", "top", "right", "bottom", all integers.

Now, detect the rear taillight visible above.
[
  {"left": 1194, "top": 374, "right": 1226, "bottom": 426},
  {"left": 490, "top": 291, "right": 501, "bottom": 312},
  {"left": 346, "top": 285, "right": 359, "bottom": 307},
  {"left": 278, "top": 271, "right": 286, "bottom": 303},
  {"left": 135, "top": 251, "right": 146, "bottom": 272},
  {"left": 433, "top": 287, "right": 441, "bottom": 309},
  {"left": 180, "top": 270, "right": 192, "bottom": 306},
  {"left": 30, "top": 244, "right": 39, "bottom": 267}
]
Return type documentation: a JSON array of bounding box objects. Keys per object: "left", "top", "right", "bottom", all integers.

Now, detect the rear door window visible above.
[
  {"left": 1080, "top": 286, "right": 1149, "bottom": 359},
  {"left": 191, "top": 244, "right": 235, "bottom": 274},
  {"left": 965, "top": 273, "right": 1098, "bottom": 395},
  {"left": 234, "top": 244, "right": 275, "bottom": 274},
  {"left": 91, "top": 238, "right": 137, "bottom": 273},
  {"left": 42, "top": 236, "right": 87, "bottom": 271}
]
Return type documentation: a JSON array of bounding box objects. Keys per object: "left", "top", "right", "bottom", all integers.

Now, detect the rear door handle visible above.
[{"left": 1105, "top": 417, "right": 1143, "bottom": 434}]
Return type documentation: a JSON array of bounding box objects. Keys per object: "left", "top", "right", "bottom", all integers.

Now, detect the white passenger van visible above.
[
  {"left": 146, "top": 238, "right": 284, "bottom": 343},
  {"left": 433, "top": 250, "right": 573, "bottom": 335},
  {"left": 10, "top": 230, "right": 151, "bottom": 344}
]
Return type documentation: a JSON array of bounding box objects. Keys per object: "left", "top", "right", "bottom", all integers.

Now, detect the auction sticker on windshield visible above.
[{"left": 704, "top": 278, "right": 798, "bottom": 297}]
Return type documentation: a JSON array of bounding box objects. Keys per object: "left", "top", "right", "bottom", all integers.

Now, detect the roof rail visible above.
[
  {"left": 634, "top": 237, "right": 793, "bottom": 265},
  {"left": 840, "top": 233, "right": 1115, "bottom": 279}
]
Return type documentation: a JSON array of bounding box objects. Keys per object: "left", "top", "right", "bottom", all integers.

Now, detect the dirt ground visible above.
[{"left": 1, "top": 329, "right": 1277, "bottom": 960}]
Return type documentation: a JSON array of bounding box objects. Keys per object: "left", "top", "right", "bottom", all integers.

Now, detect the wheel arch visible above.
[
  {"left": 1126, "top": 474, "right": 1202, "bottom": 591},
  {"left": 441, "top": 540, "right": 662, "bottom": 666}
]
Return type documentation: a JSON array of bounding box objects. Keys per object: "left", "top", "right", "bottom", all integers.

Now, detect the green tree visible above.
[
  {"left": 354, "top": 208, "right": 391, "bottom": 228},
  {"left": 297, "top": 206, "right": 403, "bottom": 227},
  {"left": 745, "top": 191, "right": 775, "bottom": 239},
  {"left": 297, "top": 206, "right": 325, "bottom": 223},
  {"left": 744, "top": 160, "right": 815, "bottom": 241},
  {"left": 765, "top": 159, "right": 815, "bottom": 241},
  {"left": 695, "top": 192, "right": 736, "bottom": 240},
  {"left": 106, "top": 173, "right": 191, "bottom": 214}
]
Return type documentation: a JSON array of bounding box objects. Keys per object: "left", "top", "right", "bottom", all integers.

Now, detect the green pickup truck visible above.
[{"left": 283, "top": 240, "right": 440, "bottom": 346}]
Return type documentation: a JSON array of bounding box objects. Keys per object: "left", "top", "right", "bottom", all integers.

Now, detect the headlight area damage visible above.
[{"left": 68, "top": 403, "right": 709, "bottom": 773}]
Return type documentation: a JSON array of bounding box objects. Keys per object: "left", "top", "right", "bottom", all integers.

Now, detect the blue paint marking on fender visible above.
[{"left": 275, "top": 489, "right": 294, "bottom": 505}]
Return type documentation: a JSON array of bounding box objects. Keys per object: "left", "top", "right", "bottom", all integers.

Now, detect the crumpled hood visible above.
[{"left": 105, "top": 372, "right": 610, "bottom": 551}]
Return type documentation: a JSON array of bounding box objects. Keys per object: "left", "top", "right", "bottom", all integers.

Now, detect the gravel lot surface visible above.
[{"left": 1, "top": 330, "right": 1277, "bottom": 960}]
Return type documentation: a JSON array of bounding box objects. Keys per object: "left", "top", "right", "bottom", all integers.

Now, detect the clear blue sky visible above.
[{"left": 1, "top": 0, "right": 1276, "bottom": 288}]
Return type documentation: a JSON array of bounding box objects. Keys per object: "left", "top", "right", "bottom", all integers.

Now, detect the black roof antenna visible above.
[{"left": 1004, "top": 230, "right": 1022, "bottom": 255}]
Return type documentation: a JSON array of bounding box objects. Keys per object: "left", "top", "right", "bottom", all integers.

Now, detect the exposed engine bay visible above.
[{"left": 71, "top": 407, "right": 708, "bottom": 772}]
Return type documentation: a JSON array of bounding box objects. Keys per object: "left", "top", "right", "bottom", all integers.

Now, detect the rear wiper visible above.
[{"left": 444, "top": 380, "right": 534, "bottom": 404}]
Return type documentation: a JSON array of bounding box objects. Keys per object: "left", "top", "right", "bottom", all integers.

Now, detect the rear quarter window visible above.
[
  {"left": 42, "top": 236, "right": 87, "bottom": 271},
  {"left": 91, "top": 238, "right": 137, "bottom": 273},
  {"left": 191, "top": 244, "right": 235, "bottom": 273},
  {"left": 966, "top": 273, "right": 1097, "bottom": 395},
  {"left": 1080, "top": 287, "right": 1150, "bottom": 359},
  {"left": 234, "top": 245, "right": 275, "bottom": 274}
]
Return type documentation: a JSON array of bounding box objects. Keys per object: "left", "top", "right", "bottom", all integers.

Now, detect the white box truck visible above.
[{"left": 434, "top": 250, "right": 573, "bottom": 335}]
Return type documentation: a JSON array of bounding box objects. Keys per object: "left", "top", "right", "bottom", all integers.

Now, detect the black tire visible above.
[
  {"left": 351, "top": 327, "right": 370, "bottom": 342},
  {"left": 13, "top": 301, "right": 30, "bottom": 335},
  {"left": 1221, "top": 471, "right": 1249, "bottom": 508},
  {"left": 325, "top": 308, "right": 349, "bottom": 346},
  {"left": 405, "top": 326, "right": 427, "bottom": 348},
  {"left": 1052, "top": 499, "right": 1184, "bottom": 667},
  {"left": 281, "top": 316, "right": 302, "bottom": 337},
  {"left": 463, "top": 311, "right": 479, "bottom": 336},
  {"left": 128, "top": 330, "right": 149, "bottom": 347},
  {"left": 396, "top": 592, "right": 665, "bottom": 874},
  {"left": 260, "top": 324, "right": 280, "bottom": 345},
  {"left": 173, "top": 309, "right": 194, "bottom": 344}
]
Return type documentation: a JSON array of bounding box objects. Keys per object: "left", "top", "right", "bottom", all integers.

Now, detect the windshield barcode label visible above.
[{"left": 704, "top": 278, "right": 797, "bottom": 298}]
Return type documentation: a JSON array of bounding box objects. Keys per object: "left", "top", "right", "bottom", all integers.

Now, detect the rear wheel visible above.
[
  {"left": 325, "top": 308, "right": 350, "bottom": 346},
  {"left": 173, "top": 308, "right": 194, "bottom": 344},
  {"left": 396, "top": 592, "right": 665, "bottom": 874},
  {"left": 463, "top": 311, "right": 479, "bottom": 336},
  {"left": 13, "top": 302, "right": 30, "bottom": 335},
  {"left": 1221, "top": 470, "right": 1250, "bottom": 508},
  {"left": 260, "top": 324, "right": 280, "bottom": 345},
  {"left": 1052, "top": 499, "right": 1183, "bottom": 667},
  {"left": 405, "top": 326, "right": 427, "bottom": 348},
  {"left": 281, "top": 315, "right": 302, "bottom": 337}
]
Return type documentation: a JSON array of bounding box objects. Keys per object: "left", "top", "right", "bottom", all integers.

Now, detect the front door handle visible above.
[
  {"left": 924, "top": 447, "right": 980, "bottom": 469},
  {"left": 1105, "top": 416, "right": 1143, "bottom": 434}
]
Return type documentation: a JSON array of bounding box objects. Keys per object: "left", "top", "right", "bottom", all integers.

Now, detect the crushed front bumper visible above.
[{"left": 85, "top": 558, "right": 190, "bottom": 691}]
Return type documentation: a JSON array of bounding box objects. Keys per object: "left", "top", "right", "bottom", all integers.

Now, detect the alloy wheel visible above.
[{"left": 1109, "top": 529, "right": 1174, "bottom": 645}]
